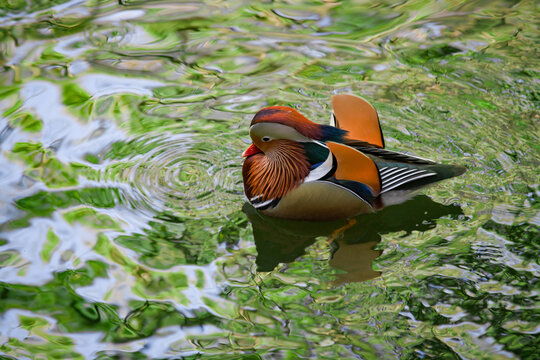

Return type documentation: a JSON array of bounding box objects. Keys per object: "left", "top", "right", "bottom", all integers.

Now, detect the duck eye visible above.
[{"left": 262, "top": 136, "right": 271, "bottom": 142}]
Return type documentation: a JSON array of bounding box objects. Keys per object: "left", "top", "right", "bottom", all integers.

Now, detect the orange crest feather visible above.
[{"left": 251, "top": 106, "right": 322, "bottom": 139}]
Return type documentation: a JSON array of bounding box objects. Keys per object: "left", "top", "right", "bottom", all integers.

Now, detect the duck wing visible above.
[
  {"left": 361, "top": 147, "right": 466, "bottom": 193},
  {"left": 329, "top": 141, "right": 465, "bottom": 194}
]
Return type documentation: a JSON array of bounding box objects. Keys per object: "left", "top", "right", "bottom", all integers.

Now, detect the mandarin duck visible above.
[{"left": 242, "top": 94, "right": 465, "bottom": 220}]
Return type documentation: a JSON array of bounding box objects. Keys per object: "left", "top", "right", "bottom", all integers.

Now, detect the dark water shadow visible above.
[{"left": 243, "top": 195, "right": 463, "bottom": 284}]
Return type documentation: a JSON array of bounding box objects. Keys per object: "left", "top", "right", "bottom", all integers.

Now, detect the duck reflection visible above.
[{"left": 243, "top": 195, "right": 463, "bottom": 284}]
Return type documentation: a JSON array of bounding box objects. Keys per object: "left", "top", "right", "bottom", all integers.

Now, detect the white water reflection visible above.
[{"left": 0, "top": 0, "right": 538, "bottom": 359}]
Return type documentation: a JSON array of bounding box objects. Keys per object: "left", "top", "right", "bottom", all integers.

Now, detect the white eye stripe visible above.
[{"left": 250, "top": 123, "right": 313, "bottom": 142}]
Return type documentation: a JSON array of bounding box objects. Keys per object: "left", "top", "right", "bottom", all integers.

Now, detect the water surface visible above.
[{"left": 0, "top": 0, "right": 538, "bottom": 359}]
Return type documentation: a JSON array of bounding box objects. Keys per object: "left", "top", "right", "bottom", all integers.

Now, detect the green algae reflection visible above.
[{"left": 0, "top": 0, "right": 539, "bottom": 359}]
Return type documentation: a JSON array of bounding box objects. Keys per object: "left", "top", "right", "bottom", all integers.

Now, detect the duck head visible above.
[{"left": 242, "top": 106, "right": 347, "bottom": 204}]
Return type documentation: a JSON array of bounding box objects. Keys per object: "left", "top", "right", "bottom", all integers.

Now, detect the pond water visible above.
[{"left": 0, "top": 0, "right": 538, "bottom": 359}]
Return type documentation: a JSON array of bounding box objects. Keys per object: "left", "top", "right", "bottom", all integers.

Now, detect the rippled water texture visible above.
[{"left": 0, "top": 0, "right": 539, "bottom": 359}]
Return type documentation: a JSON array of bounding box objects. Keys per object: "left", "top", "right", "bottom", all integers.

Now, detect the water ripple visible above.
[
  {"left": 0, "top": 0, "right": 538, "bottom": 358},
  {"left": 101, "top": 133, "right": 243, "bottom": 218}
]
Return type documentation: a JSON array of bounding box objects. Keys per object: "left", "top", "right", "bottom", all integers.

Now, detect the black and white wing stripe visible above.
[
  {"left": 249, "top": 195, "right": 281, "bottom": 210},
  {"left": 379, "top": 166, "right": 437, "bottom": 193},
  {"left": 304, "top": 146, "right": 336, "bottom": 183}
]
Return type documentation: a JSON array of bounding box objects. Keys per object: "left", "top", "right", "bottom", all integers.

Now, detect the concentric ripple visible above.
[{"left": 101, "top": 132, "right": 244, "bottom": 218}]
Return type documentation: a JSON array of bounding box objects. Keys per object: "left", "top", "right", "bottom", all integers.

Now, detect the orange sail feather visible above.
[{"left": 332, "top": 94, "right": 384, "bottom": 148}]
